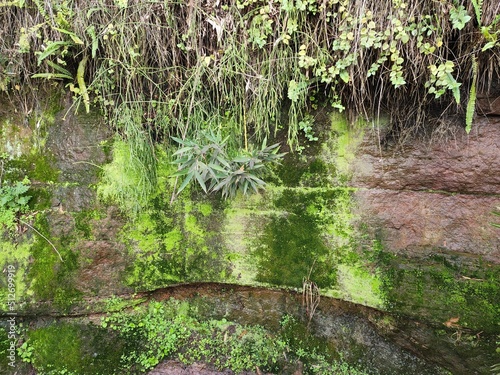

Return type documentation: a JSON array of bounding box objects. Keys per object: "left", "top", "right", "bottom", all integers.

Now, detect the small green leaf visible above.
[
  {"left": 177, "top": 171, "right": 194, "bottom": 193},
  {"left": 36, "top": 41, "right": 71, "bottom": 65},
  {"left": 339, "top": 69, "right": 350, "bottom": 83},
  {"left": 450, "top": 5, "right": 471, "bottom": 30},
  {"left": 194, "top": 171, "right": 207, "bottom": 192}
]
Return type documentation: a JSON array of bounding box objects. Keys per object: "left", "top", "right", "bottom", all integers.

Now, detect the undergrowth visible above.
[
  {"left": 0, "top": 0, "right": 499, "bottom": 201},
  {"left": 1, "top": 0, "right": 499, "bottom": 149},
  {"left": 96, "top": 298, "right": 369, "bottom": 375}
]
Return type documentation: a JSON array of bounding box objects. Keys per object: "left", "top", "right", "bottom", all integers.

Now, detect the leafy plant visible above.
[
  {"left": 171, "top": 131, "right": 285, "bottom": 199},
  {"left": 299, "top": 115, "right": 318, "bottom": 142},
  {"left": 101, "top": 298, "right": 368, "bottom": 374},
  {"left": 0, "top": 175, "right": 31, "bottom": 233},
  {"left": 425, "top": 61, "right": 461, "bottom": 103},
  {"left": 1, "top": 0, "right": 500, "bottom": 155},
  {"left": 450, "top": 5, "right": 471, "bottom": 30},
  {"left": 102, "top": 300, "right": 193, "bottom": 371},
  {"left": 0, "top": 155, "right": 63, "bottom": 260}
]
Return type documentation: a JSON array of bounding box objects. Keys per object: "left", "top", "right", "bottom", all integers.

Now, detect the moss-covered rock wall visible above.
[{"left": 0, "top": 95, "right": 498, "bottom": 354}]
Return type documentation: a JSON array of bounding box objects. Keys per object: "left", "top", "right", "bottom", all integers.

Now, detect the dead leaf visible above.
[{"left": 444, "top": 316, "right": 460, "bottom": 328}]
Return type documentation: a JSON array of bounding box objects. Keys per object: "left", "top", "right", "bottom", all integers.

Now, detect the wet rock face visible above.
[
  {"left": 75, "top": 208, "right": 129, "bottom": 295},
  {"left": 351, "top": 117, "right": 500, "bottom": 263},
  {"left": 352, "top": 118, "right": 500, "bottom": 195},
  {"left": 44, "top": 109, "right": 130, "bottom": 296},
  {"left": 47, "top": 108, "right": 110, "bottom": 187},
  {"left": 477, "top": 89, "right": 500, "bottom": 116},
  {"left": 356, "top": 189, "right": 499, "bottom": 262}
]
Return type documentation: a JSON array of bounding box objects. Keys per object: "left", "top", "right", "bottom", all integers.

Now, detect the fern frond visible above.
[
  {"left": 471, "top": 0, "right": 483, "bottom": 26},
  {"left": 465, "top": 57, "right": 477, "bottom": 134}
]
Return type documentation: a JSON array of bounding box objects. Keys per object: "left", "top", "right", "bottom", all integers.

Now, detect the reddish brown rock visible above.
[
  {"left": 75, "top": 207, "right": 130, "bottom": 295},
  {"left": 477, "top": 93, "right": 500, "bottom": 116},
  {"left": 351, "top": 117, "right": 500, "bottom": 195},
  {"left": 354, "top": 189, "right": 500, "bottom": 263},
  {"left": 351, "top": 117, "right": 500, "bottom": 263}
]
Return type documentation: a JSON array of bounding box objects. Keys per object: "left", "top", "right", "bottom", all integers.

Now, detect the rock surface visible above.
[
  {"left": 351, "top": 117, "right": 500, "bottom": 263},
  {"left": 148, "top": 361, "right": 271, "bottom": 375}
]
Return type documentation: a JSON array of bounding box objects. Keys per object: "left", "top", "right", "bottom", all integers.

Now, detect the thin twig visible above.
[
  {"left": 19, "top": 219, "right": 63, "bottom": 262},
  {"left": 72, "top": 161, "right": 104, "bottom": 169}
]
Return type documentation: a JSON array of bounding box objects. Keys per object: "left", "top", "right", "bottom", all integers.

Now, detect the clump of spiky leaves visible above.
[
  {"left": 171, "top": 131, "right": 285, "bottom": 199},
  {"left": 0, "top": 0, "right": 499, "bottom": 152}
]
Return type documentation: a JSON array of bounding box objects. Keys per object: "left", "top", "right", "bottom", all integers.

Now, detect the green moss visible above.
[
  {"left": 72, "top": 209, "right": 103, "bottom": 239},
  {"left": 24, "top": 322, "right": 124, "bottom": 375},
  {"left": 28, "top": 187, "right": 53, "bottom": 211},
  {"left": 323, "top": 112, "right": 365, "bottom": 183},
  {"left": 326, "top": 264, "right": 385, "bottom": 308},
  {"left": 2, "top": 149, "right": 59, "bottom": 183},
  {"left": 0, "top": 240, "right": 33, "bottom": 309},
  {"left": 197, "top": 202, "right": 213, "bottom": 217},
  {"left": 376, "top": 251, "right": 500, "bottom": 332},
  {"left": 28, "top": 216, "right": 82, "bottom": 310},
  {"left": 253, "top": 188, "right": 344, "bottom": 288},
  {"left": 0, "top": 328, "right": 10, "bottom": 373},
  {"left": 123, "top": 191, "right": 229, "bottom": 290}
]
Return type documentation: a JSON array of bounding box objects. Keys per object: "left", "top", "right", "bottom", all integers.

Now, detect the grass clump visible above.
[{"left": 97, "top": 139, "right": 155, "bottom": 216}]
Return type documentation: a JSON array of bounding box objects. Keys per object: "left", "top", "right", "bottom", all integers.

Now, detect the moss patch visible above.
[
  {"left": 320, "top": 112, "right": 365, "bottom": 184},
  {"left": 0, "top": 240, "right": 33, "bottom": 309},
  {"left": 326, "top": 264, "right": 385, "bottom": 308},
  {"left": 253, "top": 188, "right": 341, "bottom": 288},
  {"left": 23, "top": 322, "right": 124, "bottom": 375},
  {"left": 123, "top": 191, "right": 230, "bottom": 290},
  {"left": 376, "top": 251, "right": 500, "bottom": 332},
  {"left": 28, "top": 216, "right": 81, "bottom": 310}
]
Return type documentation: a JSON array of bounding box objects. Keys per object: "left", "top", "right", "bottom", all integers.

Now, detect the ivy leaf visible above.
[
  {"left": 287, "top": 80, "right": 299, "bottom": 102},
  {"left": 339, "top": 69, "right": 350, "bottom": 83},
  {"left": 450, "top": 6, "right": 471, "bottom": 30}
]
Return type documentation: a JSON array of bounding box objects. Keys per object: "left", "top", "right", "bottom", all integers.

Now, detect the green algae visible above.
[
  {"left": 0, "top": 240, "right": 33, "bottom": 310},
  {"left": 326, "top": 264, "right": 385, "bottom": 308},
  {"left": 27, "top": 216, "right": 81, "bottom": 310},
  {"left": 253, "top": 188, "right": 339, "bottom": 288},
  {"left": 221, "top": 111, "right": 381, "bottom": 299},
  {"left": 22, "top": 322, "right": 124, "bottom": 375},
  {"left": 376, "top": 252, "right": 500, "bottom": 332},
  {"left": 122, "top": 191, "right": 230, "bottom": 290}
]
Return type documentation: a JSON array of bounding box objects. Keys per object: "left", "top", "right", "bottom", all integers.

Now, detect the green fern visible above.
[
  {"left": 471, "top": 0, "right": 483, "bottom": 26},
  {"left": 465, "top": 57, "right": 477, "bottom": 134}
]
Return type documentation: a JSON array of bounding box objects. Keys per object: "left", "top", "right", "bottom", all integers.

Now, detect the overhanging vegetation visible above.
[{"left": 1, "top": 0, "right": 499, "bottom": 152}]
